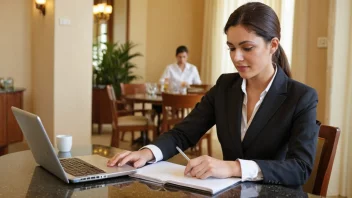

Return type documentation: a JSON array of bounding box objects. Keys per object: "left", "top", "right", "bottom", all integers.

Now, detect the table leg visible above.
[
  {"left": 132, "top": 131, "right": 151, "bottom": 146},
  {"left": 98, "top": 124, "right": 102, "bottom": 134},
  {"left": 0, "top": 146, "right": 8, "bottom": 156}
]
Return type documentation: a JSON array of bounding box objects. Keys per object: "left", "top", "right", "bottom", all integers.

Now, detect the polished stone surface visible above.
[
  {"left": 0, "top": 87, "right": 26, "bottom": 93},
  {"left": 0, "top": 144, "right": 315, "bottom": 197}
]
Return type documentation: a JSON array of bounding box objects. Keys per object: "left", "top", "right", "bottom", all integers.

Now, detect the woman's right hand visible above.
[{"left": 107, "top": 149, "right": 155, "bottom": 168}]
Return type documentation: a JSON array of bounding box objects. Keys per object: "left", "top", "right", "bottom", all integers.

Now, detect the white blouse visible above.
[{"left": 160, "top": 63, "right": 202, "bottom": 90}]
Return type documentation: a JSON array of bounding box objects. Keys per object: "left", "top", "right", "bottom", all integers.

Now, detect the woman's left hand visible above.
[{"left": 184, "top": 155, "right": 242, "bottom": 179}]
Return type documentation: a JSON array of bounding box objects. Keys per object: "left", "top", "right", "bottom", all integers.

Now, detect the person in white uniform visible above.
[{"left": 160, "top": 46, "right": 202, "bottom": 92}]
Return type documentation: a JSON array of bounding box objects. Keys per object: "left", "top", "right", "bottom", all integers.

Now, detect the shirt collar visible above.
[
  {"left": 241, "top": 65, "right": 278, "bottom": 104},
  {"left": 174, "top": 63, "right": 190, "bottom": 70}
]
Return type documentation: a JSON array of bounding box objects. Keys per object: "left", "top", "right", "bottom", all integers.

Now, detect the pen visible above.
[{"left": 176, "top": 146, "right": 190, "bottom": 161}]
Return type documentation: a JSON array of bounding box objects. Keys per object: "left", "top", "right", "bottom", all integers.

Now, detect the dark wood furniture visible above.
[
  {"left": 187, "top": 84, "right": 212, "bottom": 94},
  {"left": 120, "top": 83, "right": 155, "bottom": 141},
  {"left": 92, "top": 86, "right": 112, "bottom": 134},
  {"left": 161, "top": 92, "right": 212, "bottom": 156},
  {"left": 0, "top": 88, "right": 25, "bottom": 156},
  {"left": 304, "top": 124, "right": 340, "bottom": 196},
  {"left": 107, "top": 85, "right": 156, "bottom": 148},
  {"left": 124, "top": 94, "right": 163, "bottom": 105},
  {"left": 120, "top": 83, "right": 148, "bottom": 115}
]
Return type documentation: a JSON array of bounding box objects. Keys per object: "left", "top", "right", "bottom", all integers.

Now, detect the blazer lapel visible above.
[
  {"left": 227, "top": 79, "right": 244, "bottom": 158},
  {"left": 242, "top": 67, "right": 288, "bottom": 151}
]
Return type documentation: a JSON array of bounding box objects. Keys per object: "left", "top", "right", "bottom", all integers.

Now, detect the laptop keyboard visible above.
[{"left": 59, "top": 158, "right": 105, "bottom": 177}]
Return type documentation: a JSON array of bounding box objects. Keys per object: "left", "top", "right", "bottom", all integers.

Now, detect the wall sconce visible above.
[
  {"left": 93, "top": 3, "right": 113, "bottom": 22},
  {"left": 35, "top": 0, "right": 46, "bottom": 16}
]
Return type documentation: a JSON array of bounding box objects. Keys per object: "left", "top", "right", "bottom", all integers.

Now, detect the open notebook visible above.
[{"left": 130, "top": 161, "right": 241, "bottom": 194}]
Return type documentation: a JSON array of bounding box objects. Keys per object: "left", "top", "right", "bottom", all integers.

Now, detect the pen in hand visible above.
[
  {"left": 176, "top": 146, "right": 193, "bottom": 177},
  {"left": 176, "top": 146, "right": 190, "bottom": 161}
]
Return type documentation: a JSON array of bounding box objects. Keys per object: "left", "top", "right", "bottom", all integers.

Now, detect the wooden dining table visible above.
[
  {"left": 123, "top": 87, "right": 209, "bottom": 105},
  {"left": 123, "top": 92, "right": 206, "bottom": 145},
  {"left": 124, "top": 94, "right": 163, "bottom": 105}
]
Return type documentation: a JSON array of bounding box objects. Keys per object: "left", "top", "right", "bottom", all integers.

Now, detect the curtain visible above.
[
  {"left": 326, "top": 0, "right": 352, "bottom": 196},
  {"left": 200, "top": 0, "right": 224, "bottom": 84}
]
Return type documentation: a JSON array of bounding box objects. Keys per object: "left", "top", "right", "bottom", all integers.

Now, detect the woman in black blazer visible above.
[{"left": 108, "top": 2, "right": 319, "bottom": 187}]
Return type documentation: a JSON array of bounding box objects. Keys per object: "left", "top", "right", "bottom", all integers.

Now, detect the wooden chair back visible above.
[
  {"left": 161, "top": 93, "right": 203, "bottom": 133},
  {"left": 106, "top": 85, "right": 119, "bottom": 129},
  {"left": 120, "top": 83, "right": 146, "bottom": 95},
  {"left": 304, "top": 122, "right": 340, "bottom": 196}
]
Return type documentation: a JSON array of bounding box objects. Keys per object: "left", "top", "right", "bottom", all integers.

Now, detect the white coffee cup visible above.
[{"left": 56, "top": 135, "right": 72, "bottom": 152}]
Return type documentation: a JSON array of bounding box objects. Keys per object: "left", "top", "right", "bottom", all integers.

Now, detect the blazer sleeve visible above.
[
  {"left": 152, "top": 77, "right": 218, "bottom": 160},
  {"left": 254, "top": 88, "right": 319, "bottom": 186}
]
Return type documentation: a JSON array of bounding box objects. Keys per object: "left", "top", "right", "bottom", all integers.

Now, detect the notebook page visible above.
[
  {"left": 130, "top": 161, "right": 241, "bottom": 194},
  {"left": 130, "top": 161, "right": 183, "bottom": 184}
]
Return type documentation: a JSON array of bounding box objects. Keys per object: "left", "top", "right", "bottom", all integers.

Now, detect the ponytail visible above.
[{"left": 273, "top": 44, "right": 291, "bottom": 78}]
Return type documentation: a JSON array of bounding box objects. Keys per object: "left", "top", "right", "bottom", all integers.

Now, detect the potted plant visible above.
[{"left": 93, "top": 41, "right": 142, "bottom": 97}]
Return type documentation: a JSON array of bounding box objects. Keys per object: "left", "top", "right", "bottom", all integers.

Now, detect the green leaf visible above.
[{"left": 92, "top": 41, "right": 142, "bottom": 96}]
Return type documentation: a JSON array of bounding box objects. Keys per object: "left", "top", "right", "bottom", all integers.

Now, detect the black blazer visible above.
[{"left": 152, "top": 66, "right": 319, "bottom": 187}]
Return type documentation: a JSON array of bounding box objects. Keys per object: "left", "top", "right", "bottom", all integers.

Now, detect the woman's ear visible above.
[{"left": 270, "top": 38, "right": 279, "bottom": 55}]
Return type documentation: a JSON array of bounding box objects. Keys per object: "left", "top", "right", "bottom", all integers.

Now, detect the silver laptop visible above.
[{"left": 12, "top": 107, "right": 136, "bottom": 184}]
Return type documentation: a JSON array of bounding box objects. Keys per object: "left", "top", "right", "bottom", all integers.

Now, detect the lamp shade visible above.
[
  {"left": 104, "top": 5, "right": 112, "bottom": 14},
  {"left": 35, "top": 0, "right": 46, "bottom": 5}
]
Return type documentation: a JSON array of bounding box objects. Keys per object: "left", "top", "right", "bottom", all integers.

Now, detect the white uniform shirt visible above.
[{"left": 160, "top": 63, "right": 201, "bottom": 90}]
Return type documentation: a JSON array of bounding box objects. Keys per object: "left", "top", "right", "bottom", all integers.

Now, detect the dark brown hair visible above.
[
  {"left": 176, "top": 45, "right": 188, "bottom": 56},
  {"left": 224, "top": 2, "right": 291, "bottom": 78}
]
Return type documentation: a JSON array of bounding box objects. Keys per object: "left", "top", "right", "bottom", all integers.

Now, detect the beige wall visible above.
[
  {"left": 129, "top": 0, "right": 205, "bottom": 83},
  {"left": 145, "top": 0, "right": 205, "bottom": 82},
  {"left": 31, "top": 0, "right": 93, "bottom": 145},
  {"left": 0, "top": 0, "right": 32, "bottom": 111},
  {"left": 31, "top": 0, "right": 55, "bottom": 141},
  {"left": 129, "top": 0, "right": 148, "bottom": 83},
  {"left": 113, "top": 0, "right": 127, "bottom": 44},
  {"left": 291, "top": 0, "right": 308, "bottom": 83},
  {"left": 54, "top": 0, "right": 93, "bottom": 146},
  {"left": 291, "top": 0, "right": 329, "bottom": 122},
  {"left": 306, "top": 0, "right": 329, "bottom": 122}
]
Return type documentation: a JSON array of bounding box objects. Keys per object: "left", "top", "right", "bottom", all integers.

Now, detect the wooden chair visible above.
[
  {"left": 106, "top": 85, "right": 156, "bottom": 148},
  {"left": 120, "top": 83, "right": 147, "bottom": 113},
  {"left": 303, "top": 122, "right": 340, "bottom": 196},
  {"left": 161, "top": 92, "right": 212, "bottom": 156},
  {"left": 120, "top": 83, "right": 156, "bottom": 141}
]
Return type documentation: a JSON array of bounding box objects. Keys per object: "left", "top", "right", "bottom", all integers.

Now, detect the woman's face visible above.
[
  {"left": 226, "top": 25, "right": 277, "bottom": 80},
  {"left": 176, "top": 52, "right": 188, "bottom": 65}
]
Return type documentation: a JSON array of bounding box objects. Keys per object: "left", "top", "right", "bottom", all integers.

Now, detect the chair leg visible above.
[
  {"left": 131, "top": 131, "right": 135, "bottom": 141},
  {"left": 130, "top": 131, "right": 136, "bottom": 146},
  {"left": 98, "top": 124, "right": 102, "bottom": 134},
  {"left": 121, "top": 131, "right": 126, "bottom": 141},
  {"left": 152, "top": 126, "right": 157, "bottom": 141},
  {"left": 111, "top": 128, "right": 119, "bottom": 148},
  {"left": 207, "top": 134, "right": 212, "bottom": 157},
  {"left": 157, "top": 113, "right": 161, "bottom": 135}
]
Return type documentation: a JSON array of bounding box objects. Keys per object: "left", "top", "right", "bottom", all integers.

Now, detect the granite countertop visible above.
[
  {"left": 0, "top": 87, "right": 26, "bottom": 93},
  {"left": 0, "top": 145, "right": 315, "bottom": 198}
]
